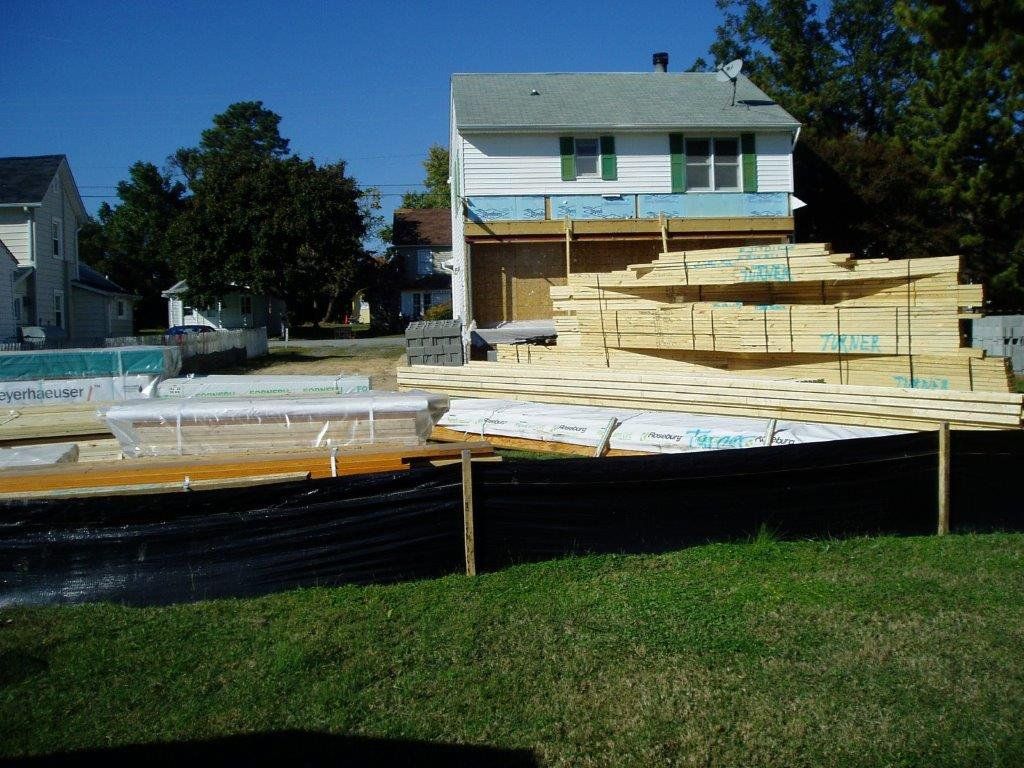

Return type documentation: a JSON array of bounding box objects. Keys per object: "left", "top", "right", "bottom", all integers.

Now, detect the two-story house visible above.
[
  {"left": 448, "top": 54, "right": 802, "bottom": 327},
  {"left": 0, "top": 155, "right": 136, "bottom": 342},
  {"left": 391, "top": 207, "right": 453, "bottom": 320}
]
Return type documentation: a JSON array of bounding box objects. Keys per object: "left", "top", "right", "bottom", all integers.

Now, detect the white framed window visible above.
[
  {"left": 240, "top": 295, "right": 252, "bottom": 315},
  {"left": 53, "top": 289, "right": 65, "bottom": 328},
  {"left": 412, "top": 292, "right": 422, "bottom": 317},
  {"left": 416, "top": 249, "right": 434, "bottom": 275},
  {"left": 574, "top": 138, "right": 600, "bottom": 177},
  {"left": 116, "top": 299, "right": 127, "bottom": 319},
  {"left": 685, "top": 137, "right": 742, "bottom": 192},
  {"left": 51, "top": 218, "right": 63, "bottom": 259},
  {"left": 13, "top": 298, "right": 20, "bottom": 323}
]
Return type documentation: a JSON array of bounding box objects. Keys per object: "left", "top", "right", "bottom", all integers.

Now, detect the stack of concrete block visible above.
[
  {"left": 405, "top": 320, "right": 464, "bottom": 366},
  {"left": 972, "top": 316, "right": 1024, "bottom": 373}
]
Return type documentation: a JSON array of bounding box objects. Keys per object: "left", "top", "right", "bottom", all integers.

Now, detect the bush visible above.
[{"left": 422, "top": 302, "right": 453, "bottom": 321}]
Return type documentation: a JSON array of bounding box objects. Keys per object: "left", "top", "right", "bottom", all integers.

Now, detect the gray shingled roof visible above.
[
  {"left": 0, "top": 155, "right": 65, "bottom": 205},
  {"left": 75, "top": 263, "right": 132, "bottom": 296},
  {"left": 452, "top": 73, "right": 800, "bottom": 132}
]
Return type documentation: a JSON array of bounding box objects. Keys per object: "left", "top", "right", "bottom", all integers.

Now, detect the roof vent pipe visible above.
[{"left": 653, "top": 52, "right": 669, "bottom": 73}]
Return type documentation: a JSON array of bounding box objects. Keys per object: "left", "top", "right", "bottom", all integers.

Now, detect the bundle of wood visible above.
[
  {"left": 528, "top": 243, "right": 1011, "bottom": 392},
  {"left": 101, "top": 392, "right": 450, "bottom": 458},
  {"left": 398, "top": 363, "right": 1024, "bottom": 432}
]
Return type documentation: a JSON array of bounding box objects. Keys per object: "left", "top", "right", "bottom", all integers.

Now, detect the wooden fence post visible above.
[
  {"left": 937, "top": 421, "right": 950, "bottom": 535},
  {"left": 461, "top": 449, "right": 477, "bottom": 576}
]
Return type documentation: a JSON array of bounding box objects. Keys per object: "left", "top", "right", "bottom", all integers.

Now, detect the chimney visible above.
[{"left": 653, "top": 52, "right": 669, "bottom": 73}]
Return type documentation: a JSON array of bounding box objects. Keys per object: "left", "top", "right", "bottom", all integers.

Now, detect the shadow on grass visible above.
[{"left": 1, "top": 730, "right": 538, "bottom": 767}]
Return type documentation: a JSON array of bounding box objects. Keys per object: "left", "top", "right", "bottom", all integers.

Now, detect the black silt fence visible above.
[{"left": 1, "top": 431, "right": 1022, "bottom": 606}]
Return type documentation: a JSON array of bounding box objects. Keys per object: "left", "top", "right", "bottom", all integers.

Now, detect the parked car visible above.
[{"left": 166, "top": 324, "right": 216, "bottom": 336}]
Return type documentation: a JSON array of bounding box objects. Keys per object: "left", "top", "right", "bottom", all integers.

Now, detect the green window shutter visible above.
[
  {"left": 600, "top": 135, "right": 617, "bottom": 180},
  {"left": 669, "top": 133, "right": 685, "bottom": 193},
  {"left": 741, "top": 133, "right": 758, "bottom": 192},
  {"left": 559, "top": 137, "right": 576, "bottom": 181}
]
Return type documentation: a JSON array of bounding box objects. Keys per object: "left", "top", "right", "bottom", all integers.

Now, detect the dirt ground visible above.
[{"left": 233, "top": 344, "right": 408, "bottom": 390}]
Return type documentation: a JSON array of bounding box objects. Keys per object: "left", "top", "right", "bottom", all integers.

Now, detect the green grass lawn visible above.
[{"left": 3, "top": 534, "right": 1023, "bottom": 766}]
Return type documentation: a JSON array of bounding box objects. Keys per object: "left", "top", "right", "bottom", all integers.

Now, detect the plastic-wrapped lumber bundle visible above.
[
  {"left": 155, "top": 374, "right": 372, "bottom": 399},
  {"left": 0, "top": 346, "right": 181, "bottom": 381},
  {"left": 101, "top": 391, "right": 450, "bottom": 458},
  {"left": 0, "top": 443, "right": 79, "bottom": 469}
]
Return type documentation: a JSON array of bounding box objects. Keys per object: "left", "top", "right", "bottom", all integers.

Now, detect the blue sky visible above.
[{"left": 1, "top": 0, "right": 725, "bottom": 243}]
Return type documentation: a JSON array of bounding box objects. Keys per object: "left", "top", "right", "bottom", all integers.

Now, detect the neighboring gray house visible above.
[
  {"left": 391, "top": 208, "right": 453, "bottom": 320},
  {"left": 162, "top": 281, "right": 286, "bottom": 335},
  {"left": 0, "top": 155, "right": 136, "bottom": 341}
]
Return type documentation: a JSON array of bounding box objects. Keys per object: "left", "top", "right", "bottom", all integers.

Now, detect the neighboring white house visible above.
[
  {"left": 391, "top": 207, "right": 453, "bottom": 320},
  {"left": 162, "top": 280, "right": 286, "bottom": 336},
  {"left": 0, "top": 241, "right": 18, "bottom": 341},
  {"left": 0, "top": 154, "right": 137, "bottom": 342},
  {"left": 448, "top": 54, "right": 802, "bottom": 325}
]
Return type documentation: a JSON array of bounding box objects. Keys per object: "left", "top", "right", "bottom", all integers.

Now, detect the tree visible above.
[
  {"left": 399, "top": 144, "right": 450, "bottom": 209},
  {"left": 166, "top": 102, "right": 371, "bottom": 324},
  {"left": 80, "top": 161, "right": 185, "bottom": 328},
  {"left": 896, "top": 0, "right": 1024, "bottom": 306}
]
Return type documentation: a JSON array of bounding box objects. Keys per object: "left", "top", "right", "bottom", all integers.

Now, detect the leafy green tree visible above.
[
  {"left": 166, "top": 102, "right": 372, "bottom": 324},
  {"left": 399, "top": 144, "right": 450, "bottom": 209},
  {"left": 79, "top": 161, "right": 185, "bottom": 328},
  {"left": 896, "top": 0, "right": 1024, "bottom": 306}
]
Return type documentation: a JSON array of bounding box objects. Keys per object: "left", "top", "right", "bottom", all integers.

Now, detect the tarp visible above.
[
  {"left": 1, "top": 431, "right": 1021, "bottom": 607},
  {"left": 102, "top": 390, "right": 450, "bottom": 457},
  {"left": 440, "top": 398, "right": 902, "bottom": 453},
  {"left": 0, "top": 346, "right": 180, "bottom": 382},
  {"left": 156, "top": 374, "right": 371, "bottom": 399},
  {"left": 0, "top": 374, "right": 159, "bottom": 406}
]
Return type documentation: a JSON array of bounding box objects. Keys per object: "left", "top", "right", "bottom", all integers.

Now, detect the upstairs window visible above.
[
  {"left": 417, "top": 248, "right": 434, "bottom": 275},
  {"left": 51, "top": 218, "right": 63, "bottom": 259},
  {"left": 574, "top": 138, "right": 599, "bottom": 177},
  {"left": 685, "top": 137, "right": 742, "bottom": 192}
]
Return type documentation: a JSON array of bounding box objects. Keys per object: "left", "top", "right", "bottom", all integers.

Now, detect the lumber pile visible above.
[
  {"left": 101, "top": 392, "right": 450, "bottom": 458},
  {"left": 0, "top": 441, "right": 495, "bottom": 498},
  {"left": 397, "top": 362, "right": 1024, "bottom": 432},
  {"left": 535, "top": 242, "right": 1011, "bottom": 392}
]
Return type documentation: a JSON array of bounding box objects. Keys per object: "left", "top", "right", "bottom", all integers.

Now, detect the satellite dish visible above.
[{"left": 714, "top": 58, "right": 744, "bottom": 106}]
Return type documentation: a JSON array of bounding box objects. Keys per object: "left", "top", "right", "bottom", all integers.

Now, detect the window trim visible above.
[
  {"left": 51, "top": 217, "right": 63, "bottom": 260},
  {"left": 683, "top": 136, "right": 744, "bottom": 193},
  {"left": 53, "top": 289, "right": 65, "bottom": 328},
  {"left": 240, "top": 295, "right": 253, "bottom": 316},
  {"left": 116, "top": 299, "right": 127, "bottom": 320}
]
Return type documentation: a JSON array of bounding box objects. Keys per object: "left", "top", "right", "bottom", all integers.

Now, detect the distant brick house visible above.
[{"left": 391, "top": 208, "right": 452, "bottom": 320}]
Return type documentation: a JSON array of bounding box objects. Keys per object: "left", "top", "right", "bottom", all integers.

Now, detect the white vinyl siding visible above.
[
  {"left": 462, "top": 133, "right": 671, "bottom": 195},
  {"left": 462, "top": 131, "right": 795, "bottom": 195},
  {"left": 755, "top": 132, "right": 794, "bottom": 192},
  {"left": 0, "top": 211, "right": 31, "bottom": 265}
]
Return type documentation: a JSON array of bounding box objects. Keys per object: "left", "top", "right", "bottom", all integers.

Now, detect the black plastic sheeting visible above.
[
  {"left": 2, "top": 430, "right": 1022, "bottom": 606},
  {"left": 0, "top": 467, "right": 464, "bottom": 607},
  {"left": 474, "top": 431, "right": 941, "bottom": 570}
]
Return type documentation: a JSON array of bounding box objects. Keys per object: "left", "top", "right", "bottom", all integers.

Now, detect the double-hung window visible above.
[
  {"left": 574, "top": 138, "right": 600, "bottom": 177},
  {"left": 51, "top": 218, "right": 63, "bottom": 259},
  {"left": 53, "top": 290, "right": 65, "bottom": 328},
  {"left": 685, "top": 137, "right": 741, "bottom": 191}
]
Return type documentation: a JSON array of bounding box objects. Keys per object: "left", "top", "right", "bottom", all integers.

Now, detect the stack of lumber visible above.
[
  {"left": 0, "top": 403, "right": 110, "bottom": 443},
  {"left": 102, "top": 392, "right": 450, "bottom": 458},
  {"left": 397, "top": 362, "right": 1024, "bottom": 432},
  {"left": 535, "top": 242, "right": 1012, "bottom": 392},
  {"left": 0, "top": 441, "right": 495, "bottom": 499}
]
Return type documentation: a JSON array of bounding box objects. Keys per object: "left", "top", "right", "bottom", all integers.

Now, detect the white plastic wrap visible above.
[
  {"left": 439, "top": 398, "right": 903, "bottom": 454},
  {"left": 101, "top": 390, "right": 450, "bottom": 458},
  {"left": 155, "top": 374, "right": 371, "bottom": 399},
  {"left": 0, "top": 442, "right": 79, "bottom": 469}
]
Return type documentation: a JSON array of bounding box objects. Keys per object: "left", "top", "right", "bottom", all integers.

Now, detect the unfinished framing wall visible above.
[{"left": 469, "top": 235, "right": 788, "bottom": 325}]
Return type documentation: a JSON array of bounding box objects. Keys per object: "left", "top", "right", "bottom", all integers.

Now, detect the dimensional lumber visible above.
[
  {"left": 101, "top": 392, "right": 450, "bottom": 457},
  {"left": 0, "top": 441, "right": 495, "bottom": 497},
  {"left": 496, "top": 344, "right": 1013, "bottom": 392},
  {"left": 431, "top": 425, "right": 649, "bottom": 457},
  {"left": 397, "top": 362, "right": 1024, "bottom": 432},
  {"left": 537, "top": 241, "right": 1009, "bottom": 392}
]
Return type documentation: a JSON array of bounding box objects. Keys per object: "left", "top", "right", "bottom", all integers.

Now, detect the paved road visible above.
[{"left": 268, "top": 335, "right": 406, "bottom": 350}]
